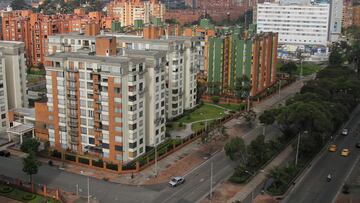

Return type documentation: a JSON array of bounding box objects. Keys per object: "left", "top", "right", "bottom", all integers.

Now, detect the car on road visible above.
[
  {"left": 341, "top": 148, "right": 350, "bottom": 157},
  {"left": 169, "top": 176, "right": 185, "bottom": 187},
  {"left": 328, "top": 145, "right": 337, "bottom": 152},
  {"left": 0, "top": 150, "right": 10, "bottom": 157},
  {"left": 341, "top": 129, "right": 349, "bottom": 136},
  {"left": 356, "top": 142, "right": 360, "bottom": 148}
]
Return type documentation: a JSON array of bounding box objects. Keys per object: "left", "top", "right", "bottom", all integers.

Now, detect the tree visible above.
[
  {"left": 22, "top": 152, "right": 41, "bottom": 183},
  {"left": 11, "top": 0, "right": 31, "bottom": 10},
  {"left": 224, "top": 137, "right": 247, "bottom": 162},
  {"left": 348, "top": 41, "right": 360, "bottom": 77},
  {"left": 21, "top": 138, "right": 40, "bottom": 154},
  {"left": 259, "top": 109, "right": 277, "bottom": 136},
  {"left": 243, "top": 109, "right": 256, "bottom": 128},
  {"left": 234, "top": 75, "right": 252, "bottom": 99},
  {"left": 329, "top": 43, "right": 343, "bottom": 66},
  {"left": 249, "top": 135, "right": 268, "bottom": 166},
  {"left": 280, "top": 62, "right": 297, "bottom": 77}
]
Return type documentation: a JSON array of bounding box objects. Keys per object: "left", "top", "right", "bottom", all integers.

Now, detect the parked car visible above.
[
  {"left": 0, "top": 150, "right": 10, "bottom": 157},
  {"left": 328, "top": 145, "right": 337, "bottom": 152},
  {"left": 341, "top": 148, "right": 350, "bottom": 157},
  {"left": 169, "top": 176, "right": 185, "bottom": 187},
  {"left": 341, "top": 129, "right": 349, "bottom": 136}
]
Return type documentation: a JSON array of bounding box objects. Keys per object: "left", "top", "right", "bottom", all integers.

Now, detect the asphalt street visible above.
[{"left": 283, "top": 105, "right": 360, "bottom": 203}]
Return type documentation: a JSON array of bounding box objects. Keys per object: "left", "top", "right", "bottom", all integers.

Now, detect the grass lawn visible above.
[
  {"left": 215, "top": 103, "right": 245, "bottom": 111},
  {"left": 296, "top": 63, "right": 323, "bottom": 76},
  {"left": 177, "top": 103, "right": 225, "bottom": 124},
  {"left": 0, "top": 184, "right": 59, "bottom": 203},
  {"left": 191, "top": 120, "right": 216, "bottom": 132}
]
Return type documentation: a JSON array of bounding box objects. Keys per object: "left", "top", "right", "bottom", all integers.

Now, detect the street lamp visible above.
[
  {"left": 295, "top": 131, "right": 308, "bottom": 166},
  {"left": 80, "top": 171, "right": 90, "bottom": 203},
  {"left": 245, "top": 170, "right": 256, "bottom": 177}
]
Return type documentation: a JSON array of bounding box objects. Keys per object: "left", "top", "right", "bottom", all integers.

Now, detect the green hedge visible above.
[
  {"left": 51, "top": 150, "right": 62, "bottom": 159},
  {"left": 92, "top": 159, "right": 104, "bottom": 168},
  {"left": 65, "top": 154, "right": 76, "bottom": 162},
  {"left": 22, "top": 194, "right": 36, "bottom": 200},
  {"left": 78, "top": 157, "right": 90, "bottom": 165},
  {"left": 229, "top": 174, "right": 251, "bottom": 184},
  {"left": 106, "top": 163, "right": 118, "bottom": 171},
  {"left": 0, "top": 186, "right": 13, "bottom": 193},
  {"left": 122, "top": 162, "right": 136, "bottom": 171}
]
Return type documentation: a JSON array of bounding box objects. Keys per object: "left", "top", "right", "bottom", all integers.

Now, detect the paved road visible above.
[
  {"left": 0, "top": 80, "right": 306, "bottom": 203},
  {"left": 0, "top": 156, "right": 161, "bottom": 203},
  {"left": 283, "top": 105, "right": 360, "bottom": 203}
]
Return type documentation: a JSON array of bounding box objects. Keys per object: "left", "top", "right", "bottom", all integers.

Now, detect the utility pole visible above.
[
  {"left": 278, "top": 79, "right": 281, "bottom": 95},
  {"left": 87, "top": 176, "right": 90, "bottom": 203},
  {"left": 76, "top": 184, "right": 78, "bottom": 196},
  {"left": 210, "top": 161, "right": 213, "bottom": 200},
  {"left": 295, "top": 132, "right": 301, "bottom": 166}
]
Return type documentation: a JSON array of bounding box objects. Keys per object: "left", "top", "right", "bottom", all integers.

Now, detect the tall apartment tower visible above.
[
  {"left": 0, "top": 41, "right": 28, "bottom": 131},
  {"left": 43, "top": 36, "right": 167, "bottom": 162},
  {"left": 107, "top": 0, "right": 165, "bottom": 27},
  {"left": 207, "top": 32, "right": 278, "bottom": 97},
  {"left": 0, "top": 41, "right": 28, "bottom": 109},
  {"left": 107, "top": 34, "right": 200, "bottom": 119}
]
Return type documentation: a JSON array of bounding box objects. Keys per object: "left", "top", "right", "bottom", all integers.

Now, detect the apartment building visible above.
[
  {"left": 0, "top": 41, "right": 28, "bottom": 131},
  {"left": 107, "top": 0, "right": 165, "bottom": 27},
  {"left": 207, "top": 32, "right": 278, "bottom": 97},
  {"left": 43, "top": 36, "right": 168, "bottom": 162},
  {"left": 1, "top": 10, "right": 106, "bottom": 65},
  {"left": 108, "top": 34, "right": 199, "bottom": 119},
  {"left": 48, "top": 33, "right": 97, "bottom": 55},
  {"left": 354, "top": 5, "right": 360, "bottom": 26},
  {"left": 257, "top": 2, "right": 330, "bottom": 45},
  {"left": 343, "top": 0, "right": 353, "bottom": 28}
]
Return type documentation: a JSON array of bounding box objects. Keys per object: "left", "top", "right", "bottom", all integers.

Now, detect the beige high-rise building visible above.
[
  {"left": 107, "top": 0, "right": 165, "bottom": 27},
  {"left": 0, "top": 41, "right": 28, "bottom": 131},
  {"left": 41, "top": 36, "right": 167, "bottom": 162}
]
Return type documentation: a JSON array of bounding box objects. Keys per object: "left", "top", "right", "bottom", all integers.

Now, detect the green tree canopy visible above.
[
  {"left": 11, "top": 0, "right": 31, "bottom": 10},
  {"left": 224, "top": 137, "right": 246, "bottom": 162},
  {"left": 280, "top": 62, "right": 297, "bottom": 77},
  {"left": 21, "top": 138, "right": 40, "bottom": 154},
  {"left": 22, "top": 152, "right": 41, "bottom": 183}
]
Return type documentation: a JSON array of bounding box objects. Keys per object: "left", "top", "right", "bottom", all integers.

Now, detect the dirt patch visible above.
[
  {"left": 254, "top": 194, "right": 279, "bottom": 203},
  {"left": 199, "top": 181, "right": 243, "bottom": 203},
  {"left": 144, "top": 151, "right": 204, "bottom": 185}
]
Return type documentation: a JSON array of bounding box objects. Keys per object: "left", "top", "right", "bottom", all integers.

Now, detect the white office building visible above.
[
  {"left": 329, "top": 0, "right": 343, "bottom": 42},
  {"left": 257, "top": 2, "right": 330, "bottom": 45}
]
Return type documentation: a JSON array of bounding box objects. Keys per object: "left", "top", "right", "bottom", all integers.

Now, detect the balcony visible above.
[
  {"left": 66, "top": 68, "right": 78, "bottom": 73},
  {"left": 69, "top": 113, "right": 78, "bottom": 119},
  {"left": 68, "top": 121, "right": 77, "bottom": 127},
  {"left": 67, "top": 103, "right": 77, "bottom": 109}
]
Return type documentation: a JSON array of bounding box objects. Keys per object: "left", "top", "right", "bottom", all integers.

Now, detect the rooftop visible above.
[{"left": 0, "top": 41, "right": 25, "bottom": 48}]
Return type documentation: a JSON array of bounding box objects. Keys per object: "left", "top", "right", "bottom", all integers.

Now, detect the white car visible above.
[
  {"left": 341, "top": 129, "right": 349, "bottom": 136},
  {"left": 169, "top": 176, "right": 185, "bottom": 187}
]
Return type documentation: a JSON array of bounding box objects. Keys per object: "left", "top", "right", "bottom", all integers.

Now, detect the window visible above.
[
  {"left": 1, "top": 114, "right": 5, "bottom": 119},
  {"left": 139, "top": 138, "right": 143, "bottom": 144},
  {"left": 129, "top": 142, "right": 137, "bottom": 149},
  {"left": 115, "top": 136, "right": 122, "bottom": 143},
  {"left": 116, "top": 154, "right": 122, "bottom": 161},
  {"left": 115, "top": 145, "right": 123, "bottom": 151},
  {"left": 102, "top": 143, "right": 109, "bottom": 149},
  {"left": 89, "top": 137, "right": 95, "bottom": 144}
]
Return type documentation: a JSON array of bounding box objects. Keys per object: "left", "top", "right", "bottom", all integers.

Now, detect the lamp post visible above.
[
  {"left": 295, "top": 131, "right": 307, "bottom": 166},
  {"left": 154, "top": 143, "right": 158, "bottom": 177},
  {"left": 209, "top": 162, "right": 213, "bottom": 200}
]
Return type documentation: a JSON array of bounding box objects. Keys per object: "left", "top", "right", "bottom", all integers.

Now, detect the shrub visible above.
[
  {"left": 0, "top": 186, "right": 13, "bottom": 193},
  {"left": 51, "top": 150, "right": 62, "bottom": 159},
  {"left": 65, "top": 154, "right": 76, "bottom": 162},
  {"left": 92, "top": 159, "right": 104, "bottom": 168},
  {"left": 211, "top": 96, "right": 220, "bottom": 104},
  {"left": 22, "top": 194, "right": 36, "bottom": 200},
  {"left": 78, "top": 157, "right": 90, "bottom": 165},
  {"left": 106, "top": 163, "right": 118, "bottom": 171},
  {"left": 178, "top": 122, "right": 184, "bottom": 128}
]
